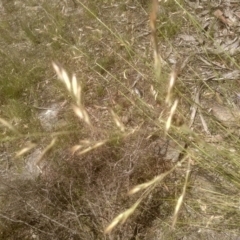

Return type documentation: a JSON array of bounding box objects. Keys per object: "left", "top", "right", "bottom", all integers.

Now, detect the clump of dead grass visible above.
[{"left": 105, "top": 0, "right": 185, "bottom": 233}]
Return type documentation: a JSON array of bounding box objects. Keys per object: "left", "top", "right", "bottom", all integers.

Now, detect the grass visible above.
[{"left": 1, "top": 0, "right": 240, "bottom": 239}]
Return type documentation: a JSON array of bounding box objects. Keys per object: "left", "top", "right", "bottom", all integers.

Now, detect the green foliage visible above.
[{"left": 157, "top": 1, "right": 184, "bottom": 40}]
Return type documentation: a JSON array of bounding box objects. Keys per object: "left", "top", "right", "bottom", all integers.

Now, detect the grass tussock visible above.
[{"left": 1, "top": 0, "right": 240, "bottom": 239}]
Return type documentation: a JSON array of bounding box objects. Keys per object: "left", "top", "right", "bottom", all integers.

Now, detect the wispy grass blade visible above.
[
  {"left": 0, "top": 117, "right": 19, "bottom": 134},
  {"left": 15, "top": 142, "right": 37, "bottom": 157},
  {"left": 110, "top": 109, "right": 125, "bottom": 132},
  {"left": 166, "top": 99, "right": 178, "bottom": 132},
  {"left": 35, "top": 138, "right": 57, "bottom": 167},
  {"left": 105, "top": 199, "right": 142, "bottom": 234},
  {"left": 172, "top": 157, "right": 191, "bottom": 227},
  {"left": 72, "top": 105, "right": 92, "bottom": 127},
  {"left": 52, "top": 61, "right": 92, "bottom": 127}
]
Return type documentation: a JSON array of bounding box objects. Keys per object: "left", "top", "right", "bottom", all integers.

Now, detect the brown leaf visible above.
[{"left": 213, "top": 9, "right": 233, "bottom": 26}]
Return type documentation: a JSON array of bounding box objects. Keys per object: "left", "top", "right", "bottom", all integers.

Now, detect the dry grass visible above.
[{"left": 1, "top": 0, "right": 240, "bottom": 239}]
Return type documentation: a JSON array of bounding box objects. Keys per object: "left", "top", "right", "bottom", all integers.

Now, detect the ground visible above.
[{"left": 1, "top": 0, "right": 240, "bottom": 239}]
